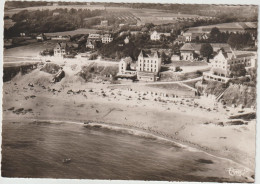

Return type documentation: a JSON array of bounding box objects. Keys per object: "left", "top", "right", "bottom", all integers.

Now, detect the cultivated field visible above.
[
  {"left": 187, "top": 22, "right": 257, "bottom": 33},
  {"left": 4, "top": 5, "right": 106, "bottom": 17},
  {"left": 44, "top": 28, "right": 99, "bottom": 36}
]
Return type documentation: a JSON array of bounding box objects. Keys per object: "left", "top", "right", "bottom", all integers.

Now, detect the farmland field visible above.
[
  {"left": 5, "top": 5, "right": 209, "bottom": 27},
  {"left": 187, "top": 22, "right": 257, "bottom": 33},
  {"left": 44, "top": 28, "right": 99, "bottom": 36},
  {"left": 4, "top": 5, "right": 106, "bottom": 17}
]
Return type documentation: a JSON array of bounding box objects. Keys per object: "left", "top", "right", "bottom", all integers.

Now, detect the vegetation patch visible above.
[
  {"left": 79, "top": 63, "right": 118, "bottom": 82},
  {"left": 40, "top": 63, "right": 61, "bottom": 74}
]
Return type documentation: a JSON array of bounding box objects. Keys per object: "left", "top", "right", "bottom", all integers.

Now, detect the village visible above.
[
  {"left": 5, "top": 16, "right": 257, "bottom": 108},
  {"left": 2, "top": 2, "right": 258, "bottom": 183}
]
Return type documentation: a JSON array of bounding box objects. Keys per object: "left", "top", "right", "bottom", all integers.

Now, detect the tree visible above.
[
  {"left": 200, "top": 43, "right": 213, "bottom": 61},
  {"left": 161, "top": 52, "right": 171, "bottom": 64},
  {"left": 229, "top": 64, "right": 246, "bottom": 78},
  {"left": 210, "top": 27, "right": 220, "bottom": 37}
]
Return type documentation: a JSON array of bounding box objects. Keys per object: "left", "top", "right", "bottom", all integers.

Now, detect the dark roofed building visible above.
[{"left": 180, "top": 43, "right": 232, "bottom": 61}]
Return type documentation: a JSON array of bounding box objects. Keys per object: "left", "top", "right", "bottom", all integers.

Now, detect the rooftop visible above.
[{"left": 139, "top": 50, "right": 161, "bottom": 58}]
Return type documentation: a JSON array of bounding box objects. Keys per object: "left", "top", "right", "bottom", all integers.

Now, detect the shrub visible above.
[{"left": 175, "top": 66, "right": 182, "bottom": 72}]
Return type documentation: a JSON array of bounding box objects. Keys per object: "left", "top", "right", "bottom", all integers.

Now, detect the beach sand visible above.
[{"left": 2, "top": 65, "right": 256, "bottom": 181}]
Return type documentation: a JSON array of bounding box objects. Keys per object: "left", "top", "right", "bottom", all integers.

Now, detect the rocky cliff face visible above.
[
  {"left": 203, "top": 81, "right": 256, "bottom": 108},
  {"left": 222, "top": 84, "right": 256, "bottom": 108}
]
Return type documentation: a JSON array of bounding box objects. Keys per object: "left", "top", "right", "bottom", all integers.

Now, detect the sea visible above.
[{"left": 1, "top": 120, "right": 251, "bottom": 182}]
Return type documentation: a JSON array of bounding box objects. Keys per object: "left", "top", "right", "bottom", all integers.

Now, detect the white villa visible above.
[
  {"left": 150, "top": 31, "right": 171, "bottom": 41},
  {"left": 118, "top": 57, "right": 137, "bottom": 76},
  {"left": 101, "top": 34, "right": 113, "bottom": 43},
  {"left": 117, "top": 50, "right": 162, "bottom": 81},
  {"left": 54, "top": 43, "right": 69, "bottom": 57},
  {"left": 203, "top": 49, "right": 257, "bottom": 83},
  {"left": 137, "top": 50, "right": 162, "bottom": 81},
  {"left": 124, "top": 36, "right": 129, "bottom": 44}
]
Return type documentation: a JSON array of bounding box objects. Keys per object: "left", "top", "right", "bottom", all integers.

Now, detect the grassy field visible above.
[
  {"left": 146, "top": 83, "right": 190, "bottom": 91},
  {"left": 5, "top": 5, "right": 207, "bottom": 27},
  {"left": 187, "top": 22, "right": 257, "bottom": 33},
  {"left": 44, "top": 28, "right": 99, "bottom": 36},
  {"left": 4, "top": 5, "right": 106, "bottom": 17},
  {"left": 145, "top": 83, "right": 195, "bottom": 97},
  {"left": 166, "top": 61, "right": 208, "bottom": 67}
]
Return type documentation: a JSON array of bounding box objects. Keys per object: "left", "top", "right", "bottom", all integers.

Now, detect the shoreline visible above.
[{"left": 3, "top": 116, "right": 255, "bottom": 175}]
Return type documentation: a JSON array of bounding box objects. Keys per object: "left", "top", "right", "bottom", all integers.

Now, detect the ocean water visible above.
[{"left": 1, "top": 120, "right": 250, "bottom": 182}]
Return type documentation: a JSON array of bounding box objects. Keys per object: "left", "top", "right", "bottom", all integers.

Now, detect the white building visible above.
[
  {"left": 203, "top": 50, "right": 257, "bottom": 83},
  {"left": 182, "top": 32, "right": 192, "bottom": 42},
  {"left": 88, "top": 34, "right": 101, "bottom": 40},
  {"left": 124, "top": 36, "right": 129, "bottom": 44},
  {"left": 118, "top": 57, "right": 136, "bottom": 75},
  {"left": 150, "top": 31, "right": 171, "bottom": 41},
  {"left": 100, "top": 20, "right": 108, "bottom": 26},
  {"left": 101, "top": 34, "right": 113, "bottom": 43},
  {"left": 36, "top": 33, "right": 46, "bottom": 41},
  {"left": 137, "top": 50, "right": 162, "bottom": 81},
  {"left": 54, "top": 43, "right": 68, "bottom": 57}
]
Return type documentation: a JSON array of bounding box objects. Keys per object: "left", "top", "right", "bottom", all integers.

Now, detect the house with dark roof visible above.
[
  {"left": 180, "top": 43, "right": 232, "bottom": 61},
  {"left": 180, "top": 43, "right": 198, "bottom": 61},
  {"left": 137, "top": 50, "right": 162, "bottom": 81}
]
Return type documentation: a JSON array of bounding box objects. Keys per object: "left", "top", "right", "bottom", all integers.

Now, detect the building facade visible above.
[
  {"left": 150, "top": 31, "right": 171, "bottom": 41},
  {"left": 54, "top": 43, "right": 69, "bottom": 57},
  {"left": 137, "top": 50, "right": 162, "bottom": 81},
  {"left": 203, "top": 50, "right": 257, "bottom": 82},
  {"left": 101, "top": 34, "right": 113, "bottom": 43},
  {"left": 100, "top": 20, "right": 108, "bottom": 26},
  {"left": 88, "top": 34, "right": 101, "bottom": 41},
  {"left": 118, "top": 57, "right": 137, "bottom": 76},
  {"left": 180, "top": 43, "right": 232, "bottom": 61}
]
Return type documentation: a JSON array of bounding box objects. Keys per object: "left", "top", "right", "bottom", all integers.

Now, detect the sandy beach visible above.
[{"left": 2, "top": 63, "right": 256, "bottom": 181}]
